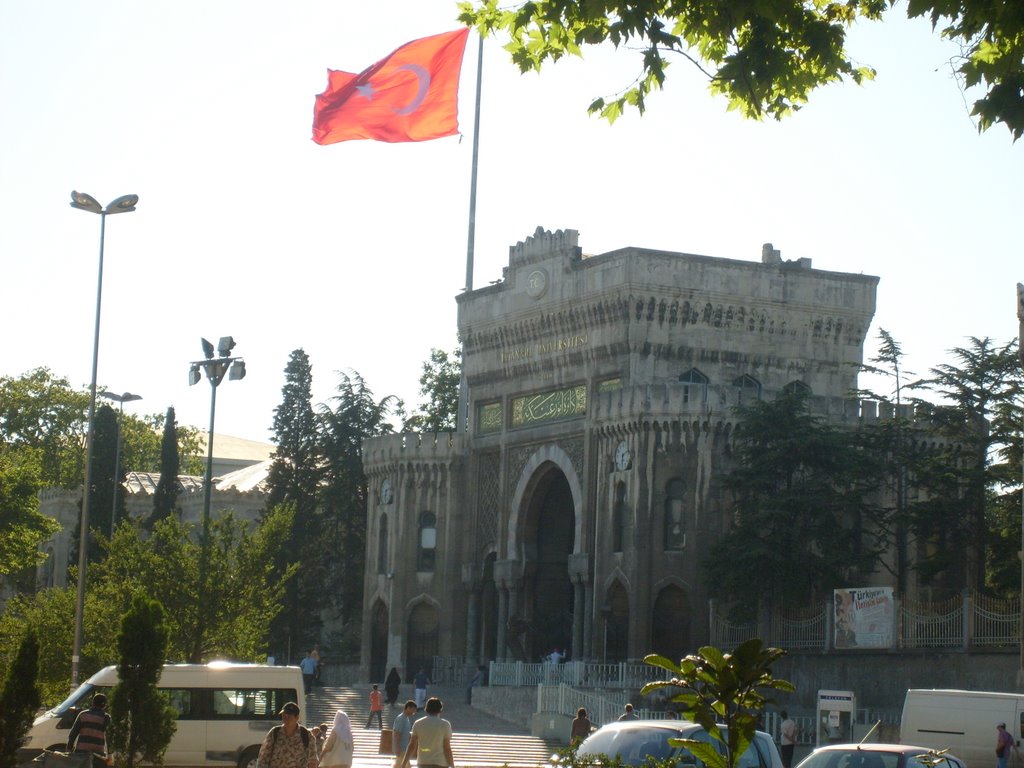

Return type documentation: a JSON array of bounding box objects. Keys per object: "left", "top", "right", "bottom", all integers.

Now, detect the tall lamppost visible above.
[
  {"left": 188, "top": 336, "right": 246, "bottom": 662},
  {"left": 69, "top": 190, "right": 138, "bottom": 689},
  {"left": 1016, "top": 283, "right": 1024, "bottom": 686},
  {"left": 98, "top": 390, "right": 143, "bottom": 538}
]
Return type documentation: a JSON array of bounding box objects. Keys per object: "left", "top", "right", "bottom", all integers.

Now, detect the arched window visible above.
[
  {"left": 784, "top": 380, "right": 811, "bottom": 396},
  {"left": 612, "top": 482, "right": 627, "bottom": 553},
  {"left": 733, "top": 374, "right": 761, "bottom": 404},
  {"left": 377, "top": 514, "right": 388, "bottom": 575},
  {"left": 417, "top": 512, "right": 437, "bottom": 572},
  {"left": 664, "top": 479, "right": 686, "bottom": 550},
  {"left": 678, "top": 368, "right": 708, "bottom": 404}
]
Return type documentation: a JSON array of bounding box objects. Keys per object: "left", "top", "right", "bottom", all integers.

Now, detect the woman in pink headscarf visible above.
[{"left": 318, "top": 710, "right": 353, "bottom": 768}]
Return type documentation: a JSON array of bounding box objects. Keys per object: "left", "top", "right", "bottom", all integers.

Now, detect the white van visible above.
[
  {"left": 901, "top": 688, "right": 1024, "bottom": 767},
  {"left": 23, "top": 662, "right": 304, "bottom": 768}
]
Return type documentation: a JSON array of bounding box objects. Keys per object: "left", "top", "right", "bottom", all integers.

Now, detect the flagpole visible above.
[
  {"left": 464, "top": 33, "right": 483, "bottom": 294},
  {"left": 458, "top": 32, "right": 483, "bottom": 433}
]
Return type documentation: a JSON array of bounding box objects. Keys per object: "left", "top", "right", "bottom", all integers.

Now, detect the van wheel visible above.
[{"left": 238, "top": 747, "right": 260, "bottom": 768}]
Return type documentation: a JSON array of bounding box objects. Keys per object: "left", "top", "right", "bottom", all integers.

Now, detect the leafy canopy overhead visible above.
[{"left": 458, "top": 0, "right": 1024, "bottom": 139}]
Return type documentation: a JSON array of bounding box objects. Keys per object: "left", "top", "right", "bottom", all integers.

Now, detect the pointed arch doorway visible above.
[{"left": 521, "top": 465, "right": 576, "bottom": 661}]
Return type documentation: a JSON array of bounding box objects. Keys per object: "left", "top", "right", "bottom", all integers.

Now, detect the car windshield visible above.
[
  {"left": 578, "top": 725, "right": 769, "bottom": 768},
  {"left": 798, "top": 750, "right": 904, "bottom": 768},
  {"left": 50, "top": 683, "right": 96, "bottom": 715},
  {"left": 578, "top": 726, "right": 705, "bottom": 766}
]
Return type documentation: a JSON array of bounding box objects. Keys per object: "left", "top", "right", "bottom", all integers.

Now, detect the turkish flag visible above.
[{"left": 313, "top": 28, "right": 470, "bottom": 145}]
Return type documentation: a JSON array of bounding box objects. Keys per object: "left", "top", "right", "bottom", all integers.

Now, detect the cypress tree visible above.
[
  {"left": 0, "top": 630, "right": 40, "bottom": 768},
  {"left": 150, "top": 408, "right": 180, "bottom": 526},
  {"left": 109, "top": 596, "right": 176, "bottom": 768}
]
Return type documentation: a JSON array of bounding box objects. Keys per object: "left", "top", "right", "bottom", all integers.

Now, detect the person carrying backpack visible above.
[{"left": 256, "top": 702, "right": 317, "bottom": 768}]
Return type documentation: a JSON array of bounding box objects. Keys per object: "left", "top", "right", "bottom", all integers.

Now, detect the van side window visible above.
[
  {"left": 211, "top": 689, "right": 294, "bottom": 720},
  {"left": 165, "top": 689, "right": 197, "bottom": 719}
]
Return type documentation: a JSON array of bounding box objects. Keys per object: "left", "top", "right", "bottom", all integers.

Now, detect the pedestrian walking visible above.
[
  {"left": 570, "top": 707, "right": 592, "bottom": 744},
  {"left": 67, "top": 693, "right": 111, "bottom": 768},
  {"left": 392, "top": 700, "right": 418, "bottom": 763},
  {"left": 385, "top": 667, "right": 402, "bottom": 706},
  {"left": 319, "top": 710, "right": 353, "bottom": 768},
  {"left": 299, "top": 652, "right": 317, "bottom": 696},
  {"left": 366, "top": 684, "right": 384, "bottom": 729},
  {"left": 401, "top": 697, "right": 454, "bottom": 768},
  {"left": 780, "top": 711, "right": 797, "bottom": 768},
  {"left": 618, "top": 703, "right": 638, "bottom": 721},
  {"left": 996, "top": 722, "right": 1017, "bottom": 768},
  {"left": 256, "top": 702, "right": 317, "bottom": 768},
  {"left": 413, "top": 668, "right": 431, "bottom": 711}
]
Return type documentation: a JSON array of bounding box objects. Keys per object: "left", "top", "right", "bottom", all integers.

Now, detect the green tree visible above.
[
  {"left": 910, "top": 337, "right": 1019, "bottom": 595},
  {"left": 150, "top": 408, "right": 181, "bottom": 526},
  {"left": 642, "top": 639, "right": 794, "bottom": 768},
  {"left": 855, "top": 329, "right": 921, "bottom": 595},
  {"left": 402, "top": 347, "right": 461, "bottom": 433},
  {"left": 90, "top": 511, "right": 294, "bottom": 663},
  {"left": 266, "top": 350, "right": 325, "bottom": 660},
  {"left": 0, "top": 630, "right": 40, "bottom": 768},
  {"left": 68, "top": 404, "right": 122, "bottom": 569},
  {"left": 0, "top": 587, "right": 80, "bottom": 706},
  {"left": 317, "top": 371, "right": 399, "bottom": 654},
  {"left": 458, "top": 0, "right": 1024, "bottom": 139},
  {"left": 109, "top": 596, "right": 176, "bottom": 768},
  {"left": 0, "top": 448, "right": 58, "bottom": 577},
  {"left": 0, "top": 368, "right": 89, "bottom": 488},
  {"left": 705, "top": 389, "right": 887, "bottom": 617}
]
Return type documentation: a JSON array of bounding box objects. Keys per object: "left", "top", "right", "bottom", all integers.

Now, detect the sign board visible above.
[{"left": 834, "top": 587, "right": 894, "bottom": 649}]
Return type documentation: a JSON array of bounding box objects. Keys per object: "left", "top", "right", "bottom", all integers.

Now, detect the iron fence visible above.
[{"left": 710, "top": 589, "right": 1021, "bottom": 651}]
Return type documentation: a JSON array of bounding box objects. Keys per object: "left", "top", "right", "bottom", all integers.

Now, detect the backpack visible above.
[{"left": 269, "top": 724, "right": 311, "bottom": 763}]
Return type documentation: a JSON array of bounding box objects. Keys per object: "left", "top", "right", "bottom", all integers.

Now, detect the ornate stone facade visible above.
[{"left": 360, "top": 228, "right": 878, "bottom": 680}]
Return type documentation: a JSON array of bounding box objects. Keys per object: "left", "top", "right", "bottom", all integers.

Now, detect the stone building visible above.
[
  {"left": 30, "top": 435, "right": 271, "bottom": 593},
  {"left": 360, "top": 228, "right": 879, "bottom": 681}
]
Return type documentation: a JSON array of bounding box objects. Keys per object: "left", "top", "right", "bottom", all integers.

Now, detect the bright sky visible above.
[{"left": 2, "top": 1, "right": 1021, "bottom": 445}]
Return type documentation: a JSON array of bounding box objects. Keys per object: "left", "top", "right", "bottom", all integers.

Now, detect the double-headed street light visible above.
[
  {"left": 98, "top": 391, "right": 143, "bottom": 538},
  {"left": 69, "top": 191, "right": 138, "bottom": 689},
  {"left": 188, "top": 336, "right": 245, "bottom": 662}
]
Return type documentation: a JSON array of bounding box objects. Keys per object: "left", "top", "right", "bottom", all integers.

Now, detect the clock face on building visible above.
[
  {"left": 614, "top": 441, "right": 631, "bottom": 471},
  {"left": 380, "top": 478, "right": 393, "bottom": 504}
]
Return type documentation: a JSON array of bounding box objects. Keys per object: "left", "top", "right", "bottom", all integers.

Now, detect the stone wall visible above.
[
  {"left": 471, "top": 685, "right": 538, "bottom": 729},
  {"left": 770, "top": 650, "right": 1022, "bottom": 712}
]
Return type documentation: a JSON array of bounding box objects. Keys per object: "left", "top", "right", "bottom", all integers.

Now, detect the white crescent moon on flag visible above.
[{"left": 392, "top": 64, "right": 430, "bottom": 115}]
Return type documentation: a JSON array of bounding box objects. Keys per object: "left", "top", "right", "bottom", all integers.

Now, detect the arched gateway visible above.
[{"left": 358, "top": 228, "right": 879, "bottom": 676}]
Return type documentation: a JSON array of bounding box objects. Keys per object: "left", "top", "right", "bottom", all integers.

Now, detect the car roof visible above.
[
  {"left": 810, "top": 745, "right": 934, "bottom": 755},
  {"left": 586, "top": 720, "right": 775, "bottom": 738}
]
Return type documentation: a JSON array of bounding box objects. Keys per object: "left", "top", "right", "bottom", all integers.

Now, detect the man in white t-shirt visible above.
[{"left": 401, "top": 697, "right": 454, "bottom": 768}]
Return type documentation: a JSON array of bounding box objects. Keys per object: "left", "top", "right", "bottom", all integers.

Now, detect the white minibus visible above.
[
  {"left": 23, "top": 662, "right": 304, "bottom": 768},
  {"left": 901, "top": 688, "right": 1024, "bottom": 768}
]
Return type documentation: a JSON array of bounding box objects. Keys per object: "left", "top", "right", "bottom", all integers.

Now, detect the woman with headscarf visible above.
[
  {"left": 385, "top": 667, "right": 401, "bottom": 706},
  {"left": 318, "top": 710, "right": 353, "bottom": 768}
]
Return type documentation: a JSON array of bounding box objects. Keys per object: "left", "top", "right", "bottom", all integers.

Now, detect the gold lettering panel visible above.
[
  {"left": 597, "top": 377, "right": 622, "bottom": 393},
  {"left": 511, "top": 384, "right": 587, "bottom": 428},
  {"left": 477, "top": 402, "right": 503, "bottom": 434}
]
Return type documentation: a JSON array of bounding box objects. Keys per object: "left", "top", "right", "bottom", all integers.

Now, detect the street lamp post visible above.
[
  {"left": 1016, "top": 284, "right": 1024, "bottom": 686},
  {"left": 188, "top": 336, "right": 246, "bottom": 662},
  {"left": 98, "top": 391, "right": 143, "bottom": 538},
  {"left": 69, "top": 191, "right": 138, "bottom": 690}
]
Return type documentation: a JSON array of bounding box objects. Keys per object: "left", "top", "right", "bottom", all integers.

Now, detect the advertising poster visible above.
[{"left": 833, "top": 587, "right": 893, "bottom": 648}]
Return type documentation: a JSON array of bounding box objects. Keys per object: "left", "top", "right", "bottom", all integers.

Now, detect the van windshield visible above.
[{"left": 51, "top": 683, "right": 96, "bottom": 715}]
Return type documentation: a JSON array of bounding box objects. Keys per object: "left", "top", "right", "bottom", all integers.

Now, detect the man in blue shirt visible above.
[
  {"left": 392, "top": 701, "right": 418, "bottom": 760},
  {"left": 299, "top": 652, "right": 317, "bottom": 696}
]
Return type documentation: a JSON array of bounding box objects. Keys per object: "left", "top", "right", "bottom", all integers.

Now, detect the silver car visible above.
[
  {"left": 574, "top": 720, "right": 785, "bottom": 768},
  {"left": 794, "top": 743, "right": 967, "bottom": 768}
]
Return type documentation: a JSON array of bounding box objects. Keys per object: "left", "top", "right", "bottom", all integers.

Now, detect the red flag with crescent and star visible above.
[{"left": 312, "top": 28, "right": 470, "bottom": 145}]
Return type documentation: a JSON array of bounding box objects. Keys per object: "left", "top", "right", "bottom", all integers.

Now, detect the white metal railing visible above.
[
  {"left": 537, "top": 683, "right": 667, "bottom": 726},
  {"left": 489, "top": 660, "right": 669, "bottom": 688}
]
